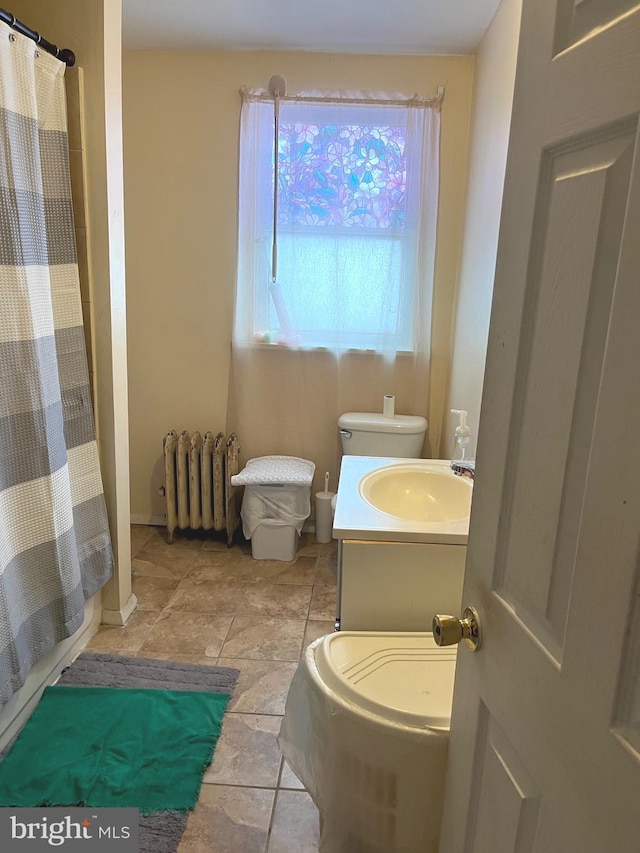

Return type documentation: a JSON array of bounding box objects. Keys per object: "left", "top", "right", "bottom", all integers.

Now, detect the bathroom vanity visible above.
[
  {"left": 338, "top": 539, "right": 465, "bottom": 631},
  {"left": 332, "top": 456, "right": 471, "bottom": 631}
]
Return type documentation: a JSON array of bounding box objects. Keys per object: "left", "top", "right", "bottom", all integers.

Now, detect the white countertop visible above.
[{"left": 332, "top": 456, "right": 471, "bottom": 545}]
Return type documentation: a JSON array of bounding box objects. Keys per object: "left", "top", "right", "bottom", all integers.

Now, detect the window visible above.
[{"left": 235, "top": 91, "right": 441, "bottom": 354}]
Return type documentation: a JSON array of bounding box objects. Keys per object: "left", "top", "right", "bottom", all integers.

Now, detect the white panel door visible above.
[{"left": 439, "top": 2, "right": 640, "bottom": 850}]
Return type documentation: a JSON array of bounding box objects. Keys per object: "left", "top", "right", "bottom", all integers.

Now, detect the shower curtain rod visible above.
[{"left": 0, "top": 8, "right": 75, "bottom": 66}]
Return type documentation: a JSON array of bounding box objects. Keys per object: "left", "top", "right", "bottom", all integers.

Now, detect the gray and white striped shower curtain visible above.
[{"left": 0, "top": 24, "right": 113, "bottom": 705}]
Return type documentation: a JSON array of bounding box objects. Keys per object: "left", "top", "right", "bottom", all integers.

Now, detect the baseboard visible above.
[
  {"left": 101, "top": 593, "right": 138, "bottom": 627},
  {"left": 134, "top": 516, "right": 318, "bottom": 534},
  {"left": 0, "top": 593, "right": 102, "bottom": 751},
  {"left": 130, "top": 513, "right": 166, "bottom": 527}
]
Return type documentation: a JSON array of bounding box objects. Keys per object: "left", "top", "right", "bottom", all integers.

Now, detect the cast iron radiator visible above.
[{"left": 162, "top": 430, "right": 240, "bottom": 545}]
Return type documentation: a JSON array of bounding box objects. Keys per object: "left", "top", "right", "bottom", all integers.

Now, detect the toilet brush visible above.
[{"left": 315, "top": 472, "right": 335, "bottom": 544}]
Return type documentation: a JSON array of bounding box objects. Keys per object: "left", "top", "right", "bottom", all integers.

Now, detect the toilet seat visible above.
[{"left": 314, "top": 631, "right": 457, "bottom": 730}]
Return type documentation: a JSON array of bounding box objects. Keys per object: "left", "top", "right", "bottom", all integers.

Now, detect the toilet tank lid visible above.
[{"left": 338, "top": 412, "right": 427, "bottom": 434}]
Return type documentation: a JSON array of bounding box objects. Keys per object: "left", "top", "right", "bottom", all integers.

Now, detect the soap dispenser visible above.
[{"left": 451, "top": 409, "right": 470, "bottom": 461}]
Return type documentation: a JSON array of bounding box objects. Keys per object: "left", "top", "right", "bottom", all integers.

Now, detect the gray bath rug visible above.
[
  {"left": 58, "top": 651, "right": 239, "bottom": 694},
  {"left": 138, "top": 811, "right": 189, "bottom": 853},
  {"left": 4, "top": 652, "right": 240, "bottom": 853}
]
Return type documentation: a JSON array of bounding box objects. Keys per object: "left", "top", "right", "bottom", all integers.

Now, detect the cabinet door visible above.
[{"left": 340, "top": 540, "right": 465, "bottom": 631}]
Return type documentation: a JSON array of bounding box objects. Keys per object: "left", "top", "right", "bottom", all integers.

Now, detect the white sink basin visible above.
[{"left": 358, "top": 463, "right": 472, "bottom": 522}]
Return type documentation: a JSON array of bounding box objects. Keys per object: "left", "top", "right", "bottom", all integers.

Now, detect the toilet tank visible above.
[{"left": 338, "top": 412, "right": 427, "bottom": 458}]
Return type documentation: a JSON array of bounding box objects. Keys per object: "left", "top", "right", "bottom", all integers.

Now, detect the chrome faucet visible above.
[{"left": 451, "top": 460, "right": 475, "bottom": 480}]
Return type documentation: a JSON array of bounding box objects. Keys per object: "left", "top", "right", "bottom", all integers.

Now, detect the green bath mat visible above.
[{"left": 0, "top": 685, "right": 230, "bottom": 814}]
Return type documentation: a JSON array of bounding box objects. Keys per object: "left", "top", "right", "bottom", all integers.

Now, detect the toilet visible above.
[
  {"left": 280, "top": 408, "right": 454, "bottom": 851},
  {"left": 330, "top": 409, "right": 428, "bottom": 514},
  {"left": 278, "top": 630, "right": 456, "bottom": 853}
]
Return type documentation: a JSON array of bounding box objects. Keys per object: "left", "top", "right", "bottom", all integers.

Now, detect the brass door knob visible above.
[{"left": 432, "top": 606, "right": 481, "bottom": 651}]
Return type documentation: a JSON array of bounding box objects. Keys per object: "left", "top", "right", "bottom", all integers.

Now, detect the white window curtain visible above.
[
  {"left": 234, "top": 88, "right": 441, "bottom": 357},
  {"left": 228, "top": 88, "right": 441, "bottom": 494}
]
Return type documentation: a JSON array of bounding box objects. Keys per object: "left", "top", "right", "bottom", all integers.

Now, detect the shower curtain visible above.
[{"left": 0, "top": 24, "right": 113, "bottom": 706}]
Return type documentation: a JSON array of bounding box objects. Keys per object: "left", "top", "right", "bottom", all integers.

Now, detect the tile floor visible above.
[{"left": 86, "top": 525, "right": 337, "bottom": 852}]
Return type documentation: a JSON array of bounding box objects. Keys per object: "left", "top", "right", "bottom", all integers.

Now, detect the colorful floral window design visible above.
[
  {"left": 235, "top": 93, "right": 440, "bottom": 352},
  {"left": 277, "top": 122, "right": 407, "bottom": 230}
]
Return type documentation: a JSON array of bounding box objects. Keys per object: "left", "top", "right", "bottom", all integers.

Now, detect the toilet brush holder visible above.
[{"left": 315, "top": 491, "right": 336, "bottom": 544}]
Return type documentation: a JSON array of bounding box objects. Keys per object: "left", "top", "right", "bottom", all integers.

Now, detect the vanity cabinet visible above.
[{"left": 337, "top": 539, "right": 466, "bottom": 631}]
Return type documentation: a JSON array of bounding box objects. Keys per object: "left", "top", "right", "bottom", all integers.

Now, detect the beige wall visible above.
[
  {"left": 124, "top": 50, "right": 474, "bottom": 521},
  {"left": 443, "top": 0, "right": 522, "bottom": 460}
]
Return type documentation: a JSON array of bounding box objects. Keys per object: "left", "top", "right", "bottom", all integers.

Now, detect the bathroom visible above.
[
  {"left": 120, "top": 24, "right": 512, "bottom": 848},
  {"left": 2, "top": 0, "right": 639, "bottom": 851}
]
